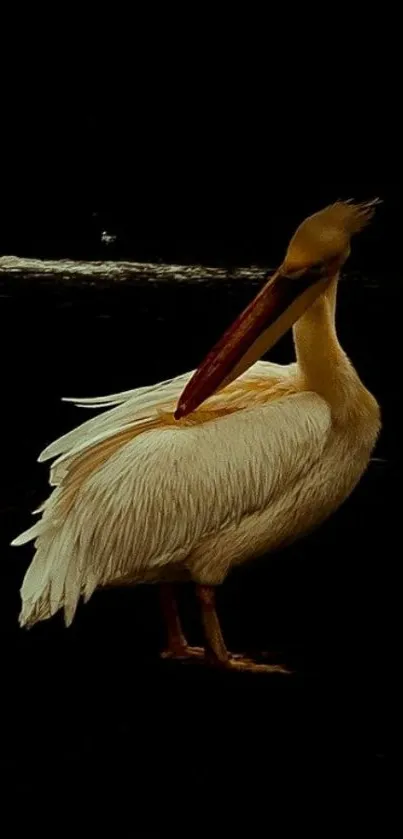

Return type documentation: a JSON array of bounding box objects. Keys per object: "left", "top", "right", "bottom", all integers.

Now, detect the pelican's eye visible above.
[
  {"left": 285, "top": 261, "right": 325, "bottom": 280},
  {"left": 308, "top": 261, "right": 325, "bottom": 276}
]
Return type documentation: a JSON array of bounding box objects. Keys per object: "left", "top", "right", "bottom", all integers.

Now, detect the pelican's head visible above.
[
  {"left": 174, "top": 199, "right": 380, "bottom": 419},
  {"left": 283, "top": 199, "right": 379, "bottom": 277}
]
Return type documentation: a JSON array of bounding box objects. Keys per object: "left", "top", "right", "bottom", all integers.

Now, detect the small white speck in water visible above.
[{"left": 101, "top": 231, "right": 117, "bottom": 245}]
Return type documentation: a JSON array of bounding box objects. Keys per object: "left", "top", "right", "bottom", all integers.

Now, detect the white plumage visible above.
[{"left": 13, "top": 355, "right": 379, "bottom": 629}]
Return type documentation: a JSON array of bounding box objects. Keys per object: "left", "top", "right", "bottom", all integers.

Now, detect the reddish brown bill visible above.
[{"left": 174, "top": 267, "right": 329, "bottom": 419}]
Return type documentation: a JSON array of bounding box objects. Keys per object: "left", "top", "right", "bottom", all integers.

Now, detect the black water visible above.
[{"left": 0, "top": 254, "right": 395, "bottom": 823}]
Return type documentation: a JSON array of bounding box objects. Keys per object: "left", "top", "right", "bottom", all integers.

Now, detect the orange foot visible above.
[
  {"left": 214, "top": 655, "right": 291, "bottom": 674},
  {"left": 161, "top": 645, "right": 205, "bottom": 661}
]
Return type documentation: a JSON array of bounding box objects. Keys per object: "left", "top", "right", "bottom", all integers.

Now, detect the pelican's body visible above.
[{"left": 13, "top": 200, "right": 381, "bottom": 672}]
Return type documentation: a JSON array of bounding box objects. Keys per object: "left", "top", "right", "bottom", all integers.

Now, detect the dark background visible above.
[{"left": 0, "top": 98, "right": 397, "bottom": 827}]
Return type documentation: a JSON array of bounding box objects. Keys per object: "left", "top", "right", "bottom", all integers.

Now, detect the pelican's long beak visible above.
[{"left": 174, "top": 263, "right": 333, "bottom": 419}]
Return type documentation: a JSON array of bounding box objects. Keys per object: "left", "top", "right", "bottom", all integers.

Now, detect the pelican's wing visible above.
[
  {"left": 37, "top": 360, "right": 296, "bottom": 482},
  {"left": 14, "top": 388, "right": 331, "bottom": 628}
]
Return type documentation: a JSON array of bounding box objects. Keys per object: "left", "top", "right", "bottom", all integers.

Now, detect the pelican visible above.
[{"left": 12, "top": 200, "right": 381, "bottom": 674}]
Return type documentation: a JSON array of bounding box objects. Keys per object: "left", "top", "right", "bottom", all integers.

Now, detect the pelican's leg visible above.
[
  {"left": 197, "top": 585, "right": 289, "bottom": 674},
  {"left": 160, "top": 584, "right": 204, "bottom": 661}
]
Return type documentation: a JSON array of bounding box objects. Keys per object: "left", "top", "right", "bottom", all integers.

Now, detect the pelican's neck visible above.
[{"left": 292, "top": 273, "right": 354, "bottom": 408}]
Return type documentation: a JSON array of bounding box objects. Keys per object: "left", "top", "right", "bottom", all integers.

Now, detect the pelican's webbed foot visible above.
[{"left": 197, "top": 585, "right": 290, "bottom": 675}]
